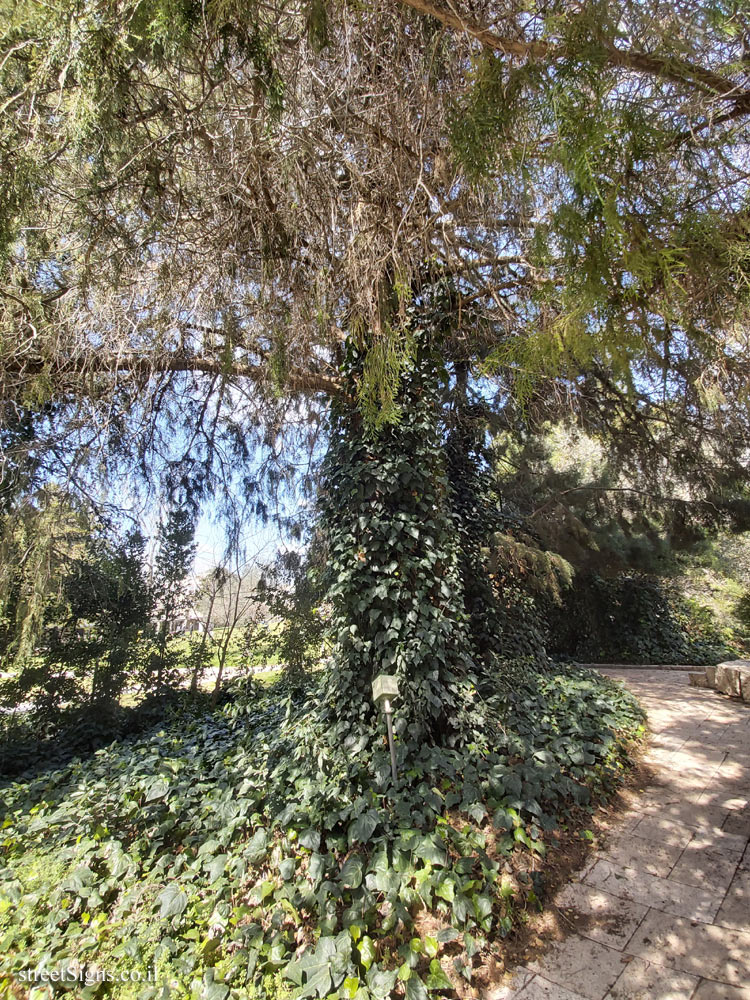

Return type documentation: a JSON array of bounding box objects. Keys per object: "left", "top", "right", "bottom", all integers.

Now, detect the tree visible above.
[
  {"left": 187, "top": 566, "right": 225, "bottom": 694},
  {"left": 0, "top": 488, "right": 90, "bottom": 669},
  {"left": 53, "top": 528, "right": 154, "bottom": 706},
  {"left": 2, "top": 0, "right": 750, "bottom": 735},
  {"left": 149, "top": 505, "right": 197, "bottom": 691},
  {"left": 0, "top": 518, "right": 153, "bottom": 718},
  {"left": 256, "top": 561, "right": 330, "bottom": 676},
  {"left": 490, "top": 418, "right": 744, "bottom": 663},
  {"left": 199, "top": 556, "right": 263, "bottom": 702},
  {"left": 3, "top": 2, "right": 750, "bottom": 430}
]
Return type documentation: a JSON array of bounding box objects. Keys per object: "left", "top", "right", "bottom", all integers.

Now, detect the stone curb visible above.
[
  {"left": 688, "top": 659, "right": 750, "bottom": 704},
  {"left": 575, "top": 663, "right": 699, "bottom": 672}
]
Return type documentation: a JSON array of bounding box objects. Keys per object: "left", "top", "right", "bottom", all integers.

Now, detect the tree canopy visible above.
[
  {"left": 2, "top": 0, "right": 750, "bottom": 725},
  {"left": 2, "top": 0, "right": 750, "bottom": 515}
]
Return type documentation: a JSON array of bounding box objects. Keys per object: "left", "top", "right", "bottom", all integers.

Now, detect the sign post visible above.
[{"left": 372, "top": 674, "right": 400, "bottom": 783}]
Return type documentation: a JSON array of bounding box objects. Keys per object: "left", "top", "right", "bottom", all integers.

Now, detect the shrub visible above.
[{"left": 546, "top": 573, "right": 735, "bottom": 665}]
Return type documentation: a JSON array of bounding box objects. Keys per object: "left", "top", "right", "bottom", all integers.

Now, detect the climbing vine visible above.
[{"left": 317, "top": 340, "right": 481, "bottom": 746}]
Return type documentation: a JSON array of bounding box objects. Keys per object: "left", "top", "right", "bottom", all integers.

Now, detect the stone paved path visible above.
[{"left": 491, "top": 668, "right": 750, "bottom": 1000}]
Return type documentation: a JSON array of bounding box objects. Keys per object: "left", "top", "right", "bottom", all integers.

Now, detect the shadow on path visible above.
[{"left": 489, "top": 668, "right": 750, "bottom": 1000}]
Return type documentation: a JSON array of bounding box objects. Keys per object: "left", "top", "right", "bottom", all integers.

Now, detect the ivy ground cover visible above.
[{"left": 1, "top": 667, "right": 643, "bottom": 1000}]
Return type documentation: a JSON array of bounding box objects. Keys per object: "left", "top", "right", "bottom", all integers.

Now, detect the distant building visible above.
[{"left": 166, "top": 605, "right": 209, "bottom": 635}]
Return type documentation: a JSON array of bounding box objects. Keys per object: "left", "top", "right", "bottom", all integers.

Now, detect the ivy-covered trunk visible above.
[{"left": 318, "top": 349, "right": 477, "bottom": 745}]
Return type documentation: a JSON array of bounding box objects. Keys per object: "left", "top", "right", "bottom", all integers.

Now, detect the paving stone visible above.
[
  {"left": 722, "top": 807, "right": 750, "bottom": 839},
  {"left": 698, "top": 791, "right": 749, "bottom": 813},
  {"left": 516, "top": 977, "right": 590, "bottom": 1000},
  {"left": 488, "top": 967, "right": 536, "bottom": 999},
  {"left": 650, "top": 733, "right": 689, "bottom": 750},
  {"left": 491, "top": 670, "right": 750, "bottom": 1000},
  {"left": 639, "top": 797, "right": 730, "bottom": 832},
  {"left": 681, "top": 740, "right": 730, "bottom": 760},
  {"left": 604, "top": 956, "right": 699, "bottom": 1000},
  {"left": 584, "top": 859, "right": 720, "bottom": 922},
  {"left": 624, "top": 910, "right": 750, "bottom": 986},
  {"left": 598, "top": 833, "right": 683, "bottom": 878},
  {"left": 512, "top": 969, "right": 538, "bottom": 991},
  {"left": 630, "top": 817, "right": 695, "bottom": 850},
  {"left": 718, "top": 767, "right": 750, "bottom": 787},
  {"left": 715, "top": 869, "right": 750, "bottom": 930},
  {"left": 668, "top": 844, "right": 741, "bottom": 894},
  {"left": 654, "top": 773, "right": 713, "bottom": 797},
  {"left": 724, "top": 734, "right": 750, "bottom": 750},
  {"left": 691, "top": 983, "right": 750, "bottom": 1000},
  {"left": 672, "top": 743, "right": 719, "bottom": 760},
  {"left": 554, "top": 883, "right": 649, "bottom": 950},
  {"left": 528, "top": 937, "right": 627, "bottom": 1000},
  {"left": 688, "top": 827, "right": 749, "bottom": 855}
]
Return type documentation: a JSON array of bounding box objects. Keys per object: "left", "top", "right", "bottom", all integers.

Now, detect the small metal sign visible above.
[
  {"left": 372, "top": 674, "right": 399, "bottom": 783},
  {"left": 372, "top": 674, "right": 399, "bottom": 705}
]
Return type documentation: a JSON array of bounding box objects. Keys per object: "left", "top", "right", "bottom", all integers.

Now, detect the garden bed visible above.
[{"left": 0, "top": 665, "right": 644, "bottom": 999}]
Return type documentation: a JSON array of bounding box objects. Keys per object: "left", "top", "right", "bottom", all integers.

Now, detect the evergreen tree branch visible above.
[
  {"left": 395, "top": 0, "right": 750, "bottom": 112},
  {"left": 0, "top": 352, "right": 345, "bottom": 398}
]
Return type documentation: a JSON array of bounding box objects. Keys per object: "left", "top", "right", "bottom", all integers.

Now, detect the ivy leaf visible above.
[
  {"left": 492, "top": 808, "right": 514, "bottom": 831},
  {"left": 158, "top": 884, "right": 188, "bottom": 919},
  {"left": 299, "top": 966, "right": 332, "bottom": 999},
  {"left": 514, "top": 827, "right": 532, "bottom": 849},
  {"left": 109, "top": 850, "right": 131, "bottom": 879},
  {"left": 199, "top": 838, "right": 221, "bottom": 857},
  {"left": 246, "top": 947, "right": 260, "bottom": 979},
  {"left": 299, "top": 829, "right": 321, "bottom": 851},
  {"left": 434, "top": 879, "right": 455, "bottom": 903},
  {"left": 344, "top": 976, "right": 360, "bottom": 998},
  {"left": 452, "top": 892, "right": 471, "bottom": 924},
  {"left": 294, "top": 934, "right": 348, "bottom": 998},
  {"left": 473, "top": 893, "right": 493, "bottom": 927},
  {"left": 423, "top": 936, "right": 439, "bottom": 958},
  {"left": 425, "top": 960, "right": 453, "bottom": 991},
  {"left": 309, "top": 852, "right": 327, "bottom": 883},
  {"left": 366, "top": 967, "right": 398, "bottom": 1000},
  {"left": 205, "top": 853, "right": 227, "bottom": 883},
  {"left": 62, "top": 866, "right": 94, "bottom": 893},
  {"left": 284, "top": 957, "right": 304, "bottom": 987},
  {"left": 348, "top": 810, "right": 379, "bottom": 846},
  {"left": 358, "top": 935, "right": 376, "bottom": 971},
  {"left": 405, "top": 976, "right": 429, "bottom": 1000},
  {"left": 413, "top": 835, "right": 447, "bottom": 866},
  {"left": 463, "top": 931, "right": 479, "bottom": 958},
  {"left": 340, "top": 856, "right": 364, "bottom": 889},
  {"left": 465, "top": 801, "right": 486, "bottom": 824},
  {"left": 244, "top": 828, "right": 268, "bottom": 863},
  {"left": 436, "top": 927, "right": 460, "bottom": 944},
  {"left": 200, "top": 975, "right": 229, "bottom": 1000},
  {"left": 145, "top": 779, "right": 169, "bottom": 802},
  {"left": 279, "top": 858, "right": 296, "bottom": 881}
]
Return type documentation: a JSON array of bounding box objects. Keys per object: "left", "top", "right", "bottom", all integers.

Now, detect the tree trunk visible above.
[
  {"left": 190, "top": 590, "right": 217, "bottom": 693},
  {"left": 317, "top": 347, "right": 476, "bottom": 745},
  {"left": 211, "top": 641, "right": 231, "bottom": 707},
  {"left": 155, "top": 619, "right": 168, "bottom": 690}
]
